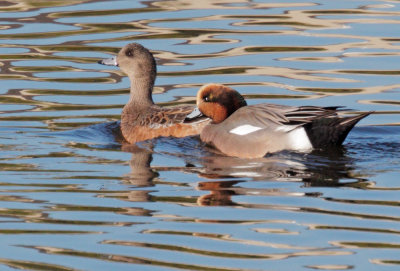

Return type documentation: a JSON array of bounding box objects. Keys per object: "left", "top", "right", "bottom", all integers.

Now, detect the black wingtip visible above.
[
  {"left": 305, "top": 111, "right": 372, "bottom": 149},
  {"left": 340, "top": 111, "right": 372, "bottom": 126},
  {"left": 334, "top": 111, "right": 372, "bottom": 145}
]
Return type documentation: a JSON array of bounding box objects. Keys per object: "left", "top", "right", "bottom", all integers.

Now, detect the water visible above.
[{"left": 0, "top": 0, "right": 399, "bottom": 270}]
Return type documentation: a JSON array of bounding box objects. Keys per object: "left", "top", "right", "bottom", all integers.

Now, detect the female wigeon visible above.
[
  {"left": 99, "top": 43, "right": 209, "bottom": 143},
  {"left": 190, "top": 84, "right": 371, "bottom": 158}
]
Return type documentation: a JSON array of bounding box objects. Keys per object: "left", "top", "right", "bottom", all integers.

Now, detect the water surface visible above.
[{"left": 0, "top": 0, "right": 399, "bottom": 270}]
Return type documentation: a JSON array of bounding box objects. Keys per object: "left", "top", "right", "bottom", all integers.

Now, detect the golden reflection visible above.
[
  {"left": 301, "top": 206, "right": 400, "bottom": 222},
  {"left": 22, "top": 245, "right": 246, "bottom": 271},
  {"left": 362, "top": 99, "right": 400, "bottom": 106},
  {"left": 305, "top": 264, "right": 353, "bottom": 270},
  {"left": 370, "top": 259, "right": 400, "bottom": 266},
  {"left": 253, "top": 228, "right": 299, "bottom": 235},
  {"left": 333, "top": 241, "right": 400, "bottom": 249},
  {"left": 49, "top": 8, "right": 164, "bottom": 19},
  {"left": 0, "top": 0, "right": 93, "bottom": 12},
  {"left": 141, "top": 229, "right": 352, "bottom": 255},
  {"left": 0, "top": 229, "right": 100, "bottom": 234},
  {"left": 281, "top": 56, "right": 343, "bottom": 63},
  {"left": 102, "top": 237, "right": 352, "bottom": 261},
  {"left": 0, "top": 258, "right": 77, "bottom": 271},
  {"left": 308, "top": 224, "right": 400, "bottom": 235},
  {"left": 21, "top": 241, "right": 354, "bottom": 270},
  {"left": 53, "top": 203, "right": 152, "bottom": 217},
  {"left": 152, "top": 0, "right": 249, "bottom": 10},
  {"left": 151, "top": 0, "right": 316, "bottom": 10},
  {"left": 103, "top": 239, "right": 273, "bottom": 259}
]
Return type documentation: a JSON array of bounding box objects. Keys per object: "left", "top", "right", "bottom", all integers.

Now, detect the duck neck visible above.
[{"left": 126, "top": 75, "right": 155, "bottom": 108}]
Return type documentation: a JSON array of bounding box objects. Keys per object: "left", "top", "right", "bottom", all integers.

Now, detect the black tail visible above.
[{"left": 305, "top": 112, "right": 371, "bottom": 149}]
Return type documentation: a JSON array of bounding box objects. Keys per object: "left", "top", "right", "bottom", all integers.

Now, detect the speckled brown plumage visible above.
[{"left": 121, "top": 104, "right": 208, "bottom": 143}]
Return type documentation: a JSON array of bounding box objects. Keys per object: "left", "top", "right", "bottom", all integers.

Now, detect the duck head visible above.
[
  {"left": 99, "top": 43, "right": 157, "bottom": 82},
  {"left": 196, "top": 84, "right": 247, "bottom": 123}
]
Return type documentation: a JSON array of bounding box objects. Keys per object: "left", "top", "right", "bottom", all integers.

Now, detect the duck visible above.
[
  {"left": 189, "top": 83, "right": 371, "bottom": 158},
  {"left": 98, "top": 43, "right": 209, "bottom": 143}
]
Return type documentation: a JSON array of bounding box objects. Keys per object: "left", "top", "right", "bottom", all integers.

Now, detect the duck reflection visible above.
[
  {"left": 117, "top": 143, "right": 158, "bottom": 203},
  {"left": 122, "top": 143, "right": 158, "bottom": 187},
  {"left": 120, "top": 136, "right": 369, "bottom": 207},
  {"left": 195, "top": 153, "right": 308, "bottom": 206},
  {"left": 195, "top": 147, "right": 369, "bottom": 206}
]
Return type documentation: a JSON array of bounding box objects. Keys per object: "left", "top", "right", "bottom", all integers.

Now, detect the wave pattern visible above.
[{"left": 0, "top": 0, "right": 399, "bottom": 270}]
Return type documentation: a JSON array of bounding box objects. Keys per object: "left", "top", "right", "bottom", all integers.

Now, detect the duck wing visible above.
[
  {"left": 229, "top": 103, "right": 339, "bottom": 128},
  {"left": 200, "top": 104, "right": 312, "bottom": 158},
  {"left": 200, "top": 104, "right": 368, "bottom": 158},
  {"left": 273, "top": 104, "right": 371, "bottom": 148},
  {"left": 303, "top": 111, "right": 371, "bottom": 148},
  {"left": 160, "top": 105, "right": 198, "bottom": 124},
  {"left": 138, "top": 105, "right": 206, "bottom": 128}
]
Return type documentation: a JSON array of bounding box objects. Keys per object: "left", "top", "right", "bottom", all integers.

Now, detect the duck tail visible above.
[{"left": 305, "top": 111, "right": 372, "bottom": 149}]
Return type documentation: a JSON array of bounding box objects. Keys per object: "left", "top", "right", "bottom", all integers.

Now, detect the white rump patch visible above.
[
  {"left": 287, "top": 127, "right": 313, "bottom": 150},
  {"left": 229, "top": 124, "right": 262, "bottom": 136}
]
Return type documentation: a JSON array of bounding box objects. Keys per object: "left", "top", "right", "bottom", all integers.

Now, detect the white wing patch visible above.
[{"left": 229, "top": 124, "right": 263, "bottom": 136}]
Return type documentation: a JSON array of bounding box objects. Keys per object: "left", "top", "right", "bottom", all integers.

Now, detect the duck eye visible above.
[
  {"left": 204, "top": 93, "right": 214, "bottom": 102},
  {"left": 125, "top": 49, "right": 134, "bottom": 57}
]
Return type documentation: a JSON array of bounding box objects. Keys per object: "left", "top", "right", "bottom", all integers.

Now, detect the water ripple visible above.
[{"left": 0, "top": 0, "right": 399, "bottom": 271}]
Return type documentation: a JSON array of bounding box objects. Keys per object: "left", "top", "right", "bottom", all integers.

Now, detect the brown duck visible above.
[{"left": 99, "top": 43, "right": 209, "bottom": 143}]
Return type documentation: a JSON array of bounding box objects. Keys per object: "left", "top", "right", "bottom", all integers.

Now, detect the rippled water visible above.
[{"left": 0, "top": 0, "right": 399, "bottom": 270}]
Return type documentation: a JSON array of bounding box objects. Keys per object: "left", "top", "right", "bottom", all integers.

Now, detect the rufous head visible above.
[{"left": 197, "top": 84, "right": 247, "bottom": 123}]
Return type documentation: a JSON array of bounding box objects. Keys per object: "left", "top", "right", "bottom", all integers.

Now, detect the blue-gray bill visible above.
[
  {"left": 98, "top": 56, "right": 118, "bottom": 66},
  {"left": 185, "top": 107, "right": 203, "bottom": 121}
]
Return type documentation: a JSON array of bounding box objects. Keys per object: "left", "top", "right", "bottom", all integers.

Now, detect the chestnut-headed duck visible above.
[
  {"left": 190, "top": 84, "right": 370, "bottom": 158},
  {"left": 99, "top": 43, "right": 209, "bottom": 143}
]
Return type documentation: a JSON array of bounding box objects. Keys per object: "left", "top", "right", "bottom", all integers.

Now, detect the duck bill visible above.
[
  {"left": 185, "top": 107, "right": 203, "bottom": 121},
  {"left": 98, "top": 56, "right": 118, "bottom": 66}
]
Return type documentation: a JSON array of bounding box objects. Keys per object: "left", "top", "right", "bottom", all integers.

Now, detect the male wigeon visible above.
[
  {"left": 189, "top": 84, "right": 371, "bottom": 158},
  {"left": 99, "top": 43, "right": 209, "bottom": 143}
]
